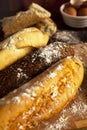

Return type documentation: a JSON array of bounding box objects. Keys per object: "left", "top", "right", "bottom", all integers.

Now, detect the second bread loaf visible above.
[
  {"left": 0, "top": 56, "right": 84, "bottom": 130},
  {"left": 0, "top": 42, "right": 74, "bottom": 98}
]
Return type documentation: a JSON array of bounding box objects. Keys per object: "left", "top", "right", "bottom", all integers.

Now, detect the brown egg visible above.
[
  {"left": 78, "top": 7, "right": 87, "bottom": 16},
  {"left": 64, "top": 5, "right": 77, "bottom": 16}
]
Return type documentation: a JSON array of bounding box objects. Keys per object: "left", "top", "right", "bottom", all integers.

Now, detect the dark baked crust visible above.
[{"left": 0, "top": 42, "right": 74, "bottom": 98}]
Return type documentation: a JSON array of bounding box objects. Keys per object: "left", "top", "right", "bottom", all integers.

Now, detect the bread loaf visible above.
[
  {"left": 0, "top": 42, "right": 74, "bottom": 98},
  {"left": 0, "top": 27, "right": 49, "bottom": 70},
  {"left": 35, "top": 18, "right": 57, "bottom": 37},
  {"left": 0, "top": 56, "right": 84, "bottom": 130},
  {"left": 72, "top": 43, "right": 87, "bottom": 72},
  {"left": 1, "top": 3, "right": 51, "bottom": 37}
]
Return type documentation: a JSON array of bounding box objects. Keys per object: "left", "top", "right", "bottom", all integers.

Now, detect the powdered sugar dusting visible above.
[
  {"left": 70, "top": 99, "right": 87, "bottom": 118},
  {"left": 57, "top": 64, "right": 63, "bottom": 71},
  {"left": 12, "top": 96, "right": 21, "bottom": 104},
  {"left": 46, "top": 109, "right": 69, "bottom": 130},
  {"left": 49, "top": 72, "right": 57, "bottom": 79},
  {"left": 42, "top": 92, "right": 87, "bottom": 130},
  {"left": 9, "top": 37, "right": 15, "bottom": 44},
  {"left": 17, "top": 68, "right": 28, "bottom": 80},
  {"left": 38, "top": 43, "right": 61, "bottom": 64},
  {"left": 31, "top": 42, "right": 73, "bottom": 66},
  {"left": 19, "top": 125, "right": 23, "bottom": 130},
  {"left": 21, "top": 92, "right": 31, "bottom": 98}
]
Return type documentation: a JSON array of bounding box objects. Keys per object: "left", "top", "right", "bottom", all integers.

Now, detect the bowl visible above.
[{"left": 60, "top": 2, "right": 87, "bottom": 28}]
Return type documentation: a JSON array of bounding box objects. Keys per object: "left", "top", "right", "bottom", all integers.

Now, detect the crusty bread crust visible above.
[{"left": 0, "top": 57, "right": 84, "bottom": 130}]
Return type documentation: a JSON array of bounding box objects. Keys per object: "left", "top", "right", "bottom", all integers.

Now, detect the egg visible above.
[
  {"left": 64, "top": 5, "right": 77, "bottom": 16},
  {"left": 78, "top": 7, "right": 87, "bottom": 16}
]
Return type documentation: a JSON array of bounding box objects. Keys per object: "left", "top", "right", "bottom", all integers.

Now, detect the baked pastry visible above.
[
  {"left": 0, "top": 56, "right": 84, "bottom": 130},
  {"left": 0, "top": 42, "right": 74, "bottom": 98},
  {"left": 35, "top": 18, "right": 57, "bottom": 37},
  {"left": 0, "top": 27, "right": 49, "bottom": 70},
  {"left": 1, "top": 3, "right": 51, "bottom": 37}
]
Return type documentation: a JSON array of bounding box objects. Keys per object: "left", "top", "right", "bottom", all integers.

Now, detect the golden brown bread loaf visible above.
[
  {"left": 0, "top": 56, "right": 84, "bottom": 130},
  {"left": 0, "top": 27, "right": 49, "bottom": 70},
  {"left": 0, "top": 42, "right": 74, "bottom": 98},
  {"left": 1, "top": 3, "right": 51, "bottom": 37}
]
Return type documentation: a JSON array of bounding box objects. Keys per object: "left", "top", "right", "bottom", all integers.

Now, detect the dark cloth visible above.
[
  {"left": 0, "top": 0, "right": 69, "bottom": 19},
  {"left": 0, "top": 0, "right": 24, "bottom": 18}
]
